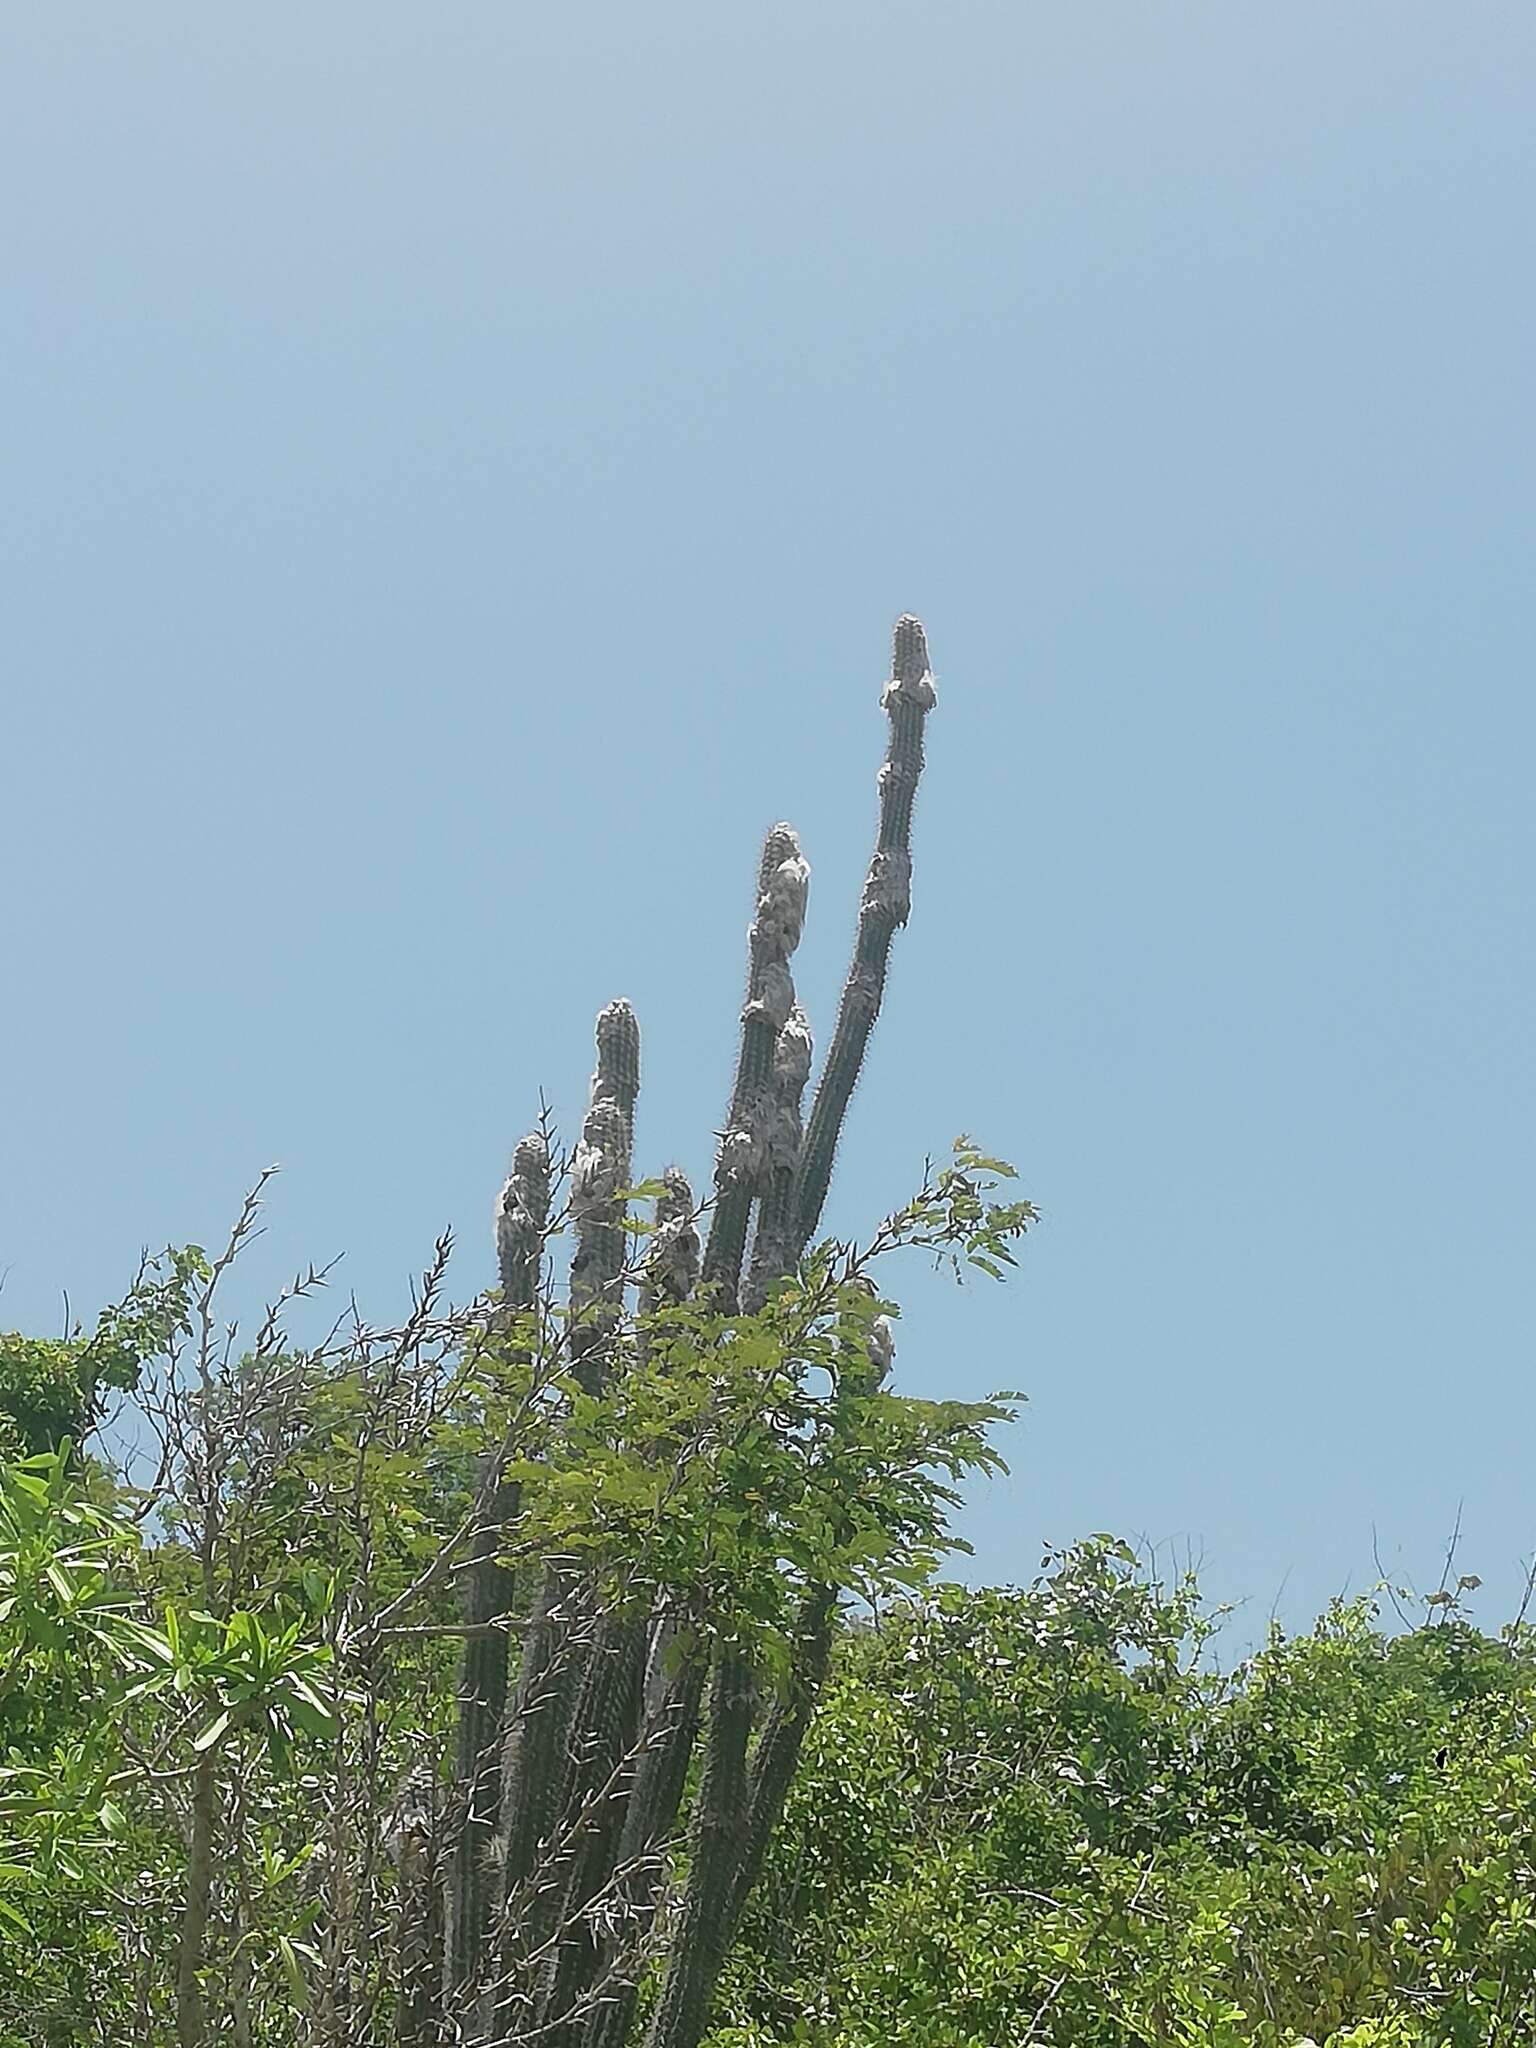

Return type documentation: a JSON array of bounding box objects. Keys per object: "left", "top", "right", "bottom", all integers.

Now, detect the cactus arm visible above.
[
  {"left": 575, "top": 1165, "right": 705, "bottom": 2041},
  {"left": 491, "top": 1004, "right": 640, "bottom": 2036},
  {"left": 742, "top": 1005, "right": 813, "bottom": 1313},
  {"left": 496, "top": 1129, "right": 554, "bottom": 1308},
  {"left": 570, "top": 999, "right": 641, "bottom": 1392},
  {"left": 724, "top": 1583, "right": 837, "bottom": 1944},
  {"left": 702, "top": 825, "right": 810, "bottom": 1307},
  {"left": 650, "top": 620, "right": 939, "bottom": 2048},
  {"left": 790, "top": 616, "right": 936, "bottom": 1258},
  {"left": 640, "top": 1649, "right": 754, "bottom": 2048},
  {"left": 532, "top": 1169, "right": 702, "bottom": 2046},
  {"left": 640, "top": 833, "right": 818, "bottom": 2048},
  {"left": 447, "top": 1133, "right": 551, "bottom": 2002},
  {"left": 579, "top": 1654, "right": 705, "bottom": 2048},
  {"left": 532, "top": 1614, "right": 648, "bottom": 2045},
  {"left": 393, "top": 1769, "right": 447, "bottom": 2048}
]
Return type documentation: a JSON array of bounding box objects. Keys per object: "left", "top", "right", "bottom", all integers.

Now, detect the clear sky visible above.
[{"left": 4, "top": 3, "right": 1533, "bottom": 1642}]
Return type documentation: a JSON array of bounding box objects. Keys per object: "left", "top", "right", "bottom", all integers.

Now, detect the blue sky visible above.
[{"left": 4, "top": 3, "right": 1533, "bottom": 1641}]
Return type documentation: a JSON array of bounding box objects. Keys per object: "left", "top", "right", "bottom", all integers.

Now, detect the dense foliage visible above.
[
  {"left": 7, "top": 1276, "right": 1536, "bottom": 2048},
  {"left": 718, "top": 1547, "right": 1536, "bottom": 2048},
  {"left": 0, "top": 1150, "right": 1028, "bottom": 2046}
]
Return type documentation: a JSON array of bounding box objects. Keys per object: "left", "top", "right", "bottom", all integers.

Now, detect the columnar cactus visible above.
[
  {"left": 455, "top": 618, "right": 938, "bottom": 2048},
  {"left": 642, "top": 619, "right": 936, "bottom": 2048},
  {"left": 642, "top": 1167, "right": 702, "bottom": 1316},
  {"left": 790, "top": 614, "right": 936, "bottom": 1258},
  {"left": 570, "top": 999, "right": 641, "bottom": 1390},
  {"left": 485, "top": 1005, "right": 643, "bottom": 2041},
  {"left": 530, "top": 1181, "right": 698, "bottom": 2046},
  {"left": 743, "top": 1005, "right": 813, "bottom": 1312},
  {"left": 447, "top": 1134, "right": 551, "bottom": 1997},
  {"left": 497, "top": 1132, "right": 554, "bottom": 1306},
  {"left": 703, "top": 825, "right": 810, "bottom": 1306}
]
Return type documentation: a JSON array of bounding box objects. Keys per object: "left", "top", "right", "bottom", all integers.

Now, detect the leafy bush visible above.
[{"left": 715, "top": 1549, "right": 1536, "bottom": 2048}]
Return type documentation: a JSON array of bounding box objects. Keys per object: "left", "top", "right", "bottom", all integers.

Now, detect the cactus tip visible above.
[
  {"left": 758, "top": 822, "right": 802, "bottom": 891},
  {"left": 512, "top": 1130, "right": 551, "bottom": 1175},
  {"left": 595, "top": 997, "right": 639, "bottom": 1046},
  {"left": 893, "top": 615, "right": 929, "bottom": 680},
  {"left": 884, "top": 615, "right": 937, "bottom": 712},
  {"left": 592, "top": 998, "right": 641, "bottom": 1108}
]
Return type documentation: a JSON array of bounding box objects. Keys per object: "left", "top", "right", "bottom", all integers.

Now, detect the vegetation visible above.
[
  {"left": 720, "top": 1549, "right": 1536, "bottom": 2048},
  {"left": 0, "top": 619, "right": 1031, "bottom": 2045},
  {"left": 4, "top": 616, "right": 1531, "bottom": 2045}
]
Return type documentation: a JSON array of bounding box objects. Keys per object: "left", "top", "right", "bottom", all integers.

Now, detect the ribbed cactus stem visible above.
[
  {"left": 646, "top": 621, "right": 938, "bottom": 2048},
  {"left": 533, "top": 1615, "right": 648, "bottom": 2047},
  {"left": 570, "top": 1000, "right": 640, "bottom": 1392},
  {"left": 725, "top": 1583, "right": 837, "bottom": 1944},
  {"left": 743, "top": 1006, "right": 814, "bottom": 1313},
  {"left": 496, "top": 1130, "right": 553, "bottom": 1305},
  {"left": 790, "top": 616, "right": 936, "bottom": 1256},
  {"left": 491, "top": 1004, "right": 641, "bottom": 2037},
  {"left": 540, "top": 1167, "right": 702, "bottom": 2048},
  {"left": 703, "top": 825, "right": 809, "bottom": 1306},
  {"left": 594, "top": 996, "right": 641, "bottom": 1142},
  {"left": 447, "top": 1132, "right": 552, "bottom": 2006},
  {"left": 528, "top": 1164, "right": 703, "bottom": 2044},
  {"left": 643, "top": 1167, "right": 702, "bottom": 1313},
  {"left": 640, "top": 1650, "right": 754, "bottom": 2048},
  {"left": 393, "top": 1769, "right": 445, "bottom": 2048}
]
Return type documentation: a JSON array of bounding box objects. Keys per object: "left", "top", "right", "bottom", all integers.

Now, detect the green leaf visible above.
[
  {"left": 283, "top": 1678, "right": 340, "bottom": 1741},
  {"left": 192, "top": 1708, "right": 232, "bottom": 1753},
  {"left": 276, "top": 1934, "right": 312, "bottom": 2010}
]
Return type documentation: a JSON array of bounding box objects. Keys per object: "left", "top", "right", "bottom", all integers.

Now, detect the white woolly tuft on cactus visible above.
[
  {"left": 645, "top": 1166, "right": 701, "bottom": 1304},
  {"left": 496, "top": 1131, "right": 551, "bottom": 1298},
  {"left": 866, "top": 1313, "right": 896, "bottom": 1384},
  {"left": 572, "top": 1100, "right": 627, "bottom": 1213}
]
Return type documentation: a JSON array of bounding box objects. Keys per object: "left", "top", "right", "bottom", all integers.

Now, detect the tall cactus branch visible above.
[
  {"left": 497, "top": 1131, "right": 554, "bottom": 1309},
  {"left": 702, "top": 826, "right": 810, "bottom": 1306},
  {"left": 790, "top": 616, "right": 936, "bottom": 1258},
  {"left": 491, "top": 1004, "right": 640, "bottom": 2040},
  {"left": 570, "top": 1000, "right": 641, "bottom": 1392},
  {"left": 642, "top": 831, "right": 817, "bottom": 2048},
  {"left": 743, "top": 1006, "right": 814, "bottom": 1313},
  {"left": 640, "top": 1651, "right": 754, "bottom": 2048},
  {"left": 727, "top": 1309, "right": 894, "bottom": 1942},
  {"left": 647, "top": 617, "right": 938, "bottom": 2048},
  {"left": 533, "top": 1171, "right": 702, "bottom": 2047},
  {"left": 577, "top": 1171, "right": 705, "bottom": 2048},
  {"left": 724, "top": 1582, "right": 836, "bottom": 1940},
  {"left": 447, "top": 1135, "right": 551, "bottom": 2001}
]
